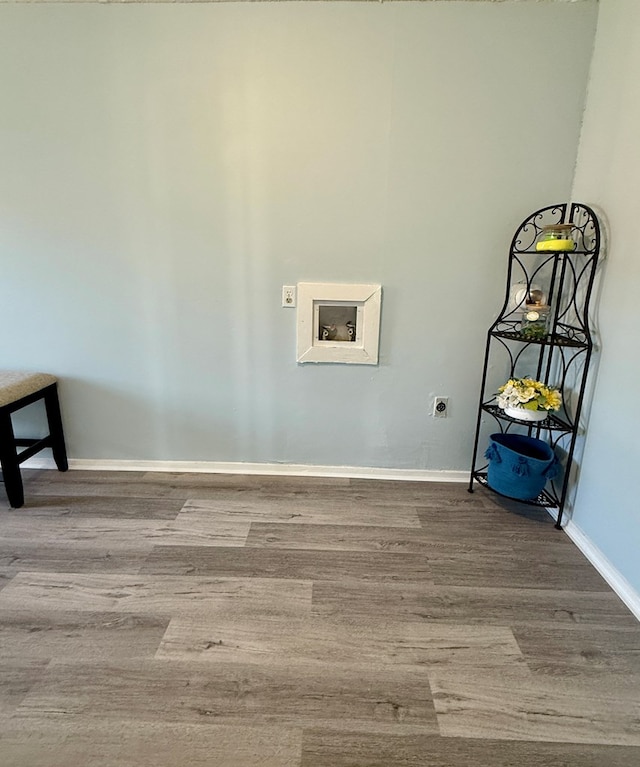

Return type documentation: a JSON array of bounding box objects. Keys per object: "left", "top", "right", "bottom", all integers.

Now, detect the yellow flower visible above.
[{"left": 546, "top": 390, "right": 562, "bottom": 410}]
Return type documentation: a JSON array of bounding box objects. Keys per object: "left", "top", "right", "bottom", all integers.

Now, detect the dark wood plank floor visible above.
[{"left": 1, "top": 470, "right": 639, "bottom": 766}]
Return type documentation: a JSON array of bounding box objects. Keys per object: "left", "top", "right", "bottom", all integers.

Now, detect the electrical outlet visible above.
[
  {"left": 282, "top": 285, "right": 296, "bottom": 308},
  {"left": 433, "top": 396, "right": 449, "bottom": 418}
]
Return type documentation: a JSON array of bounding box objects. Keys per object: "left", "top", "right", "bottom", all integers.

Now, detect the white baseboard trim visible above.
[
  {"left": 563, "top": 519, "right": 640, "bottom": 623},
  {"left": 546, "top": 508, "right": 640, "bottom": 623},
  {"left": 23, "top": 457, "right": 468, "bottom": 484}
]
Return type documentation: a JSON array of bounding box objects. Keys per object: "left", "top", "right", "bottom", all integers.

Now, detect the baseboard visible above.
[
  {"left": 22, "top": 456, "right": 468, "bottom": 484},
  {"left": 546, "top": 508, "right": 640, "bottom": 623},
  {"left": 564, "top": 520, "right": 640, "bottom": 622}
]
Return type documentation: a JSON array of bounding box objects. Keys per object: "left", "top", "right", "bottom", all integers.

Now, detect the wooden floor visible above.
[{"left": 1, "top": 470, "right": 639, "bottom": 766}]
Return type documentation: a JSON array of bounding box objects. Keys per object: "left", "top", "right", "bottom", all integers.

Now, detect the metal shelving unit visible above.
[{"left": 468, "top": 203, "right": 602, "bottom": 528}]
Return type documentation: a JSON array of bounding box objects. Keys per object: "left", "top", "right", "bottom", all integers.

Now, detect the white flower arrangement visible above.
[{"left": 497, "top": 377, "right": 562, "bottom": 412}]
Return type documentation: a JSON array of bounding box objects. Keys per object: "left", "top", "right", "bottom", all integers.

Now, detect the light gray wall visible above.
[
  {"left": 0, "top": 2, "right": 598, "bottom": 467},
  {"left": 570, "top": 0, "right": 640, "bottom": 594}
]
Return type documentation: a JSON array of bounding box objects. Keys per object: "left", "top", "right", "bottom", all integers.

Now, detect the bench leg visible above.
[
  {"left": 0, "top": 411, "right": 24, "bottom": 508},
  {"left": 44, "top": 385, "right": 68, "bottom": 472}
]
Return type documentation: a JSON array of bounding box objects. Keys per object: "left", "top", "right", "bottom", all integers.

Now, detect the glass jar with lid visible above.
[
  {"left": 536, "top": 223, "right": 575, "bottom": 252},
  {"left": 521, "top": 304, "right": 551, "bottom": 340}
]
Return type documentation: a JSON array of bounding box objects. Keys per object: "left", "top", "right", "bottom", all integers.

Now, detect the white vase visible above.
[{"left": 503, "top": 406, "right": 547, "bottom": 422}]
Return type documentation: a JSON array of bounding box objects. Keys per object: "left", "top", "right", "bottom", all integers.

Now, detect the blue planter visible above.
[{"left": 485, "top": 433, "right": 559, "bottom": 501}]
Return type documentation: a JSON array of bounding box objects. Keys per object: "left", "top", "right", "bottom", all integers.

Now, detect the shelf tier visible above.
[
  {"left": 512, "top": 250, "right": 593, "bottom": 256},
  {"left": 489, "top": 328, "right": 589, "bottom": 349},
  {"left": 481, "top": 404, "right": 573, "bottom": 433},
  {"left": 472, "top": 471, "right": 559, "bottom": 509}
]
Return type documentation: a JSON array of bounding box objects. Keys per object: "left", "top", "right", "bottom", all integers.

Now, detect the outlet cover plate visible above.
[{"left": 282, "top": 285, "right": 296, "bottom": 308}]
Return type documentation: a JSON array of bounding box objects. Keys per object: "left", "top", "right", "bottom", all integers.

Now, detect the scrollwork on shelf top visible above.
[
  {"left": 569, "top": 203, "right": 600, "bottom": 255},
  {"left": 510, "top": 204, "right": 566, "bottom": 253}
]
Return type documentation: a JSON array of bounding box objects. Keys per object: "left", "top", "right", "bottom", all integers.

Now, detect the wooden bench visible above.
[{"left": 0, "top": 372, "right": 68, "bottom": 508}]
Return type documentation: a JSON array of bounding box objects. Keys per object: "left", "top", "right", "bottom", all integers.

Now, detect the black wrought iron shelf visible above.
[
  {"left": 514, "top": 250, "right": 591, "bottom": 256},
  {"left": 468, "top": 202, "right": 602, "bottom": 529},
  {"left": 472, "top": 471, "right": 558, "bottom": 509},
  {"left": 490, "top": 329, "right": 588, "bottom": 350},
  {"left": 481, "top": 403, "right": 573, "bottom": 434}
]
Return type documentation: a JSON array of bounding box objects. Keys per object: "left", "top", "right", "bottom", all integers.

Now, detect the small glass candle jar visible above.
[
  {"left": 536, "top": 223, "right": 575, "bottom": 252},
  {"left": 521, "top": 305, "right": 550, "bottom": 340}
]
